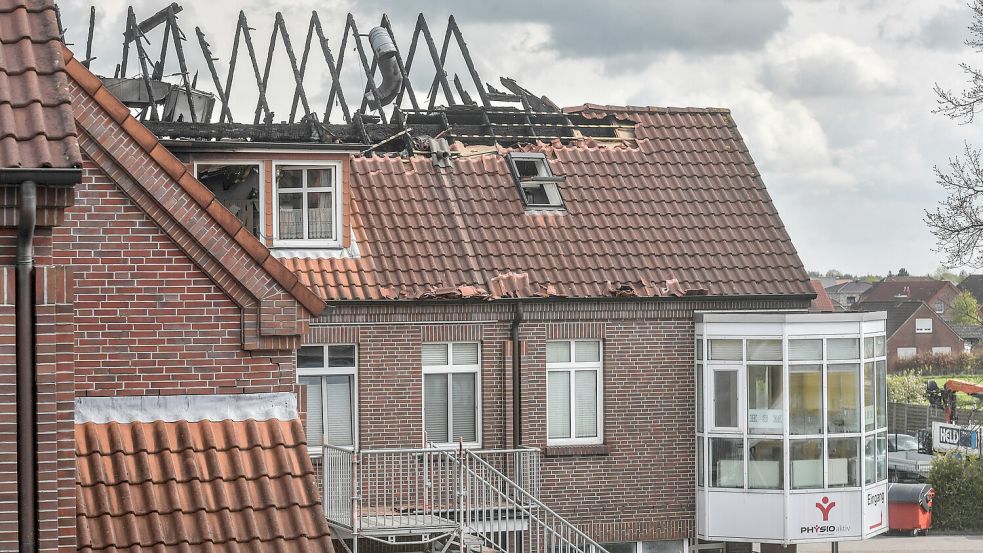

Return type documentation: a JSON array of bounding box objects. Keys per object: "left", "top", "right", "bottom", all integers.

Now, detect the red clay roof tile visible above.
[
  {"left": 0, "top": 0, "right": 81, "bottom": 168},
  {"left": 287, "top": 106, "right": 811, "bottom": 301},
  {"left": 76, "top": 418, "right": 334, "bottom": 553}
]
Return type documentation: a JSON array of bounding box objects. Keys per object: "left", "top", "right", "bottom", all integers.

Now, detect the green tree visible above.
[{"left": 952, "top": 290, "right": 982, "bottom": 325}]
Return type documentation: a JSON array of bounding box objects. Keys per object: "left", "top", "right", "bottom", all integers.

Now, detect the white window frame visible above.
[
  {"left": 933, "top": 300, "right": 945, "bottom": 314},
  {"left": 422, "top": 342, "right": 482, "bottom": 448},
  {"left": 194, "top": 160, "right": 265, "bottom": 241},
  {"left": 932, "top": 346, "right": 951, "bottom": 355},
  {"left": 297, "top": 343, "right": 358, "bottom": 454},
  {"left": 546, "top": 340, "right": 604, "bottom": 446},
  {"left": 915, "top": 318, "right": 933, "bottom": 334},
  {"left": 896, "top": 347, "right": 917, "bottom": 359},
  {"left": 272, "top": 161, "right": 344, "bottom": 248}
]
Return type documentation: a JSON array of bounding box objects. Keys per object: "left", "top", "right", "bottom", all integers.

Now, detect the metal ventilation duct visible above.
[{"left": 364, "top": 26, "right": 403, "bottom": 110}]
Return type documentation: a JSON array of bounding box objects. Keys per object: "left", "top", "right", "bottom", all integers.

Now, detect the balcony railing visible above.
[{"left": 319, "top": 444, "right": 607, "bottom": 553}]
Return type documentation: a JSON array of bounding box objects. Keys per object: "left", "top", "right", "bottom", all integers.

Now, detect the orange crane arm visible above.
[{"left": 944, "top": 379, "right": 983, "bottom": 397}]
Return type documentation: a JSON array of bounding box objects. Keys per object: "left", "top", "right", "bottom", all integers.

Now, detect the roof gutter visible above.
[
  {"left": 320, "top": 293, "right": 818, "bottom": 308},
  {"left": 0, "top": 167, "right": 82, "bottom": 186}
]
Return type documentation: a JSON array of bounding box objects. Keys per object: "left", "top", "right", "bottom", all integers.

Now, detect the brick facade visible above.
[
  {"left": 310, "top": 297, "right": 809, "bottom": 543},
  {"left": 886, "top": 303, "right": 965, "bottom": 369},
  {"left": 52, "top": 161, "right": 300, "bottom": 397}
]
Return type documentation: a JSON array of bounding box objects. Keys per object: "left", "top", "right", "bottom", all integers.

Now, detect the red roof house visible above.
[{"left": 0, "top": 3, "right": 826, "bottom": 553}]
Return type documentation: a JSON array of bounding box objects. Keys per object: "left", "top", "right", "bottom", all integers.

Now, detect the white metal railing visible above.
[
  {"left": 320, "top": 444, "right": 606, "bottom": 553},
  {"left": 460, "top": 449, "right": 609, "bottom": 553}
]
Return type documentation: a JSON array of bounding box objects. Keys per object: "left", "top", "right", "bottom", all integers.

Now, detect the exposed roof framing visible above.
[{"left": 68, "top": 3, "right": 616, "bottom": 149}]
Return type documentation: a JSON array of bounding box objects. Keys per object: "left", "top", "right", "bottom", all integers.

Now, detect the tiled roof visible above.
[
  {"left": 286, "top": 105, "right": 812, "bottom": 301},
  {"left": 809, "top": 279, "right": 836, "bottom": 312},
  {"left": 76, "top": 418, "right": 334, "bottom": 553},
  {"left": 860, "top": 279, "right": 954, "bottom": 304},
  {"left": 853, "top": 299, "right": 926, "bottom": 338},
  {"left": 0, "top": 0, "right": 81, "bottom": 168},
  {"left": 959, "top": 274, "right": 983, "bottom": 303},
  {"left": 59, "top": 46, "right": 325, "bottom": 316},
  {"left": 950, "top": 323, "right": 983, "bottom": 341}
]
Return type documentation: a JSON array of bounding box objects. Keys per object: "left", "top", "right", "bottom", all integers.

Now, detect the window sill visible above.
[{"left": 544, "top": 444, "right": 610, "bottom": 457}]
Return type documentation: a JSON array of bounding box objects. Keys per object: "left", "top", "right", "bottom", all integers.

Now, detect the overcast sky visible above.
[{"left": 56, "top": 0, "right": 983, "bottom": 276}]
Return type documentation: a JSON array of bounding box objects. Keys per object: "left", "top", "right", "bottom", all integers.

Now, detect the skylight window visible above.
[{"left": 506, "top": 152, "right": 565, "bottom": 209}]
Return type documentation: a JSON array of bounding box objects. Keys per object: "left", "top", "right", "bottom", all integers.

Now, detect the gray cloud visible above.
[
  {"left": 359, "top": 0, "right": 791, "bottom": 58},
  {"left": 912, "top": 6, "right": 969, "bottom": 50}
]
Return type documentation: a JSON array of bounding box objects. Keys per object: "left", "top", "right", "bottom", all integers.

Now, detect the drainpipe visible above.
[
  {"left": 510, "top": 302, "right": 524, "bottom": 447},
  {"left": 16, "top": 179, "right": 37, "bottom": 553}
]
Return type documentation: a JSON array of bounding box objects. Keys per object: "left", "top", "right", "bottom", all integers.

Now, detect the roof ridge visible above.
[{"left": 563, "top": 103, "right": 733, "bottom": 114}]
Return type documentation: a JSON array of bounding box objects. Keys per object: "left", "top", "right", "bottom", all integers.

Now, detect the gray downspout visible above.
[
  {"left": 16, "top": 180, "right": 37, "bottom": 553},
  {"left": 511, "top": 302, "right": 523, "bottom": 447}
]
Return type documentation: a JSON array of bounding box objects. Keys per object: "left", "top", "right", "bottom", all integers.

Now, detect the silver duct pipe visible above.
[{"left": 364, "top": 26, "right": 403, "bottom": 109}]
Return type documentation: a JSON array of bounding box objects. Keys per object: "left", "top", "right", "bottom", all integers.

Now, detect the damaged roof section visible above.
[
  {"left": 67, "top": 4, "right": 636, "bottom": 150},
  {"left": 282, "top": 106, "right": 813, "bottom": 302},
  {"left": 0, "top": 0, "right": 81, "bottom": 168}
]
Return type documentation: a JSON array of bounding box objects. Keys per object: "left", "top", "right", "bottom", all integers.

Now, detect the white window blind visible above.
[
  {"left": 747, "top": 340, "right": 782, "bottom": 361},
  {"left": 575, "top": 370, "right": 598, "bottom": 438},
  {"left": 897, "top": 347, "right": 917, "bottom": 359},
  {"left": 422, "top": 343, "right": 449, "bottom": 366},
  {"left": 546, "top": 340, "right": 602, "bottom": 444},
  {"left": 709, "top": 339, "right": 743, "bottom": 361},
  {"left": 325, "top": 375, "right": 354, "bottom": 446},
  {"left": 422, "top": 342, "right": 481, "bottom": 445},
  {"left": 827, "top": 338, "right": 860, "bottom": 360},
  {"left": 546, "top": 341, "right": 570, "bottom": 363},
  {"left": 424, "top": 373, "right": 449, "bottom": 443},
  {"left": 547, "top": 371, "right": 571, "bottom": 439},
  {"left": 789, "top": 339, "right": 822, "bottom": 361},
  {"left": 915, "top": 318, "right": 933, "bottom": 333},
  {"left": 297, "top": 344, "right": 357, "bottom": 452},
  {"left": 575, "top": 341, "right": 601, "bottom": 363},
  {"left": 452, "top": 373, "right": 477, "bottom": 442},
  {"left": 301, "top": 376, "right": 323, "bottom": 448}
]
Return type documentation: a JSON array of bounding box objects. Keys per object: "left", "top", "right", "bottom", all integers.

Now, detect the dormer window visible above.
[
  {"left": 273, "top": 162, "right": 343, "bottom": 247},
  {"left": 506, "top": 152, "right": 565, "bottom": 209}
]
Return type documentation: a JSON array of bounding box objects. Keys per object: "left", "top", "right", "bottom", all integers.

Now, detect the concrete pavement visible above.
[{"left": 796, "top": 534, "right": 983, "bottom": 552}]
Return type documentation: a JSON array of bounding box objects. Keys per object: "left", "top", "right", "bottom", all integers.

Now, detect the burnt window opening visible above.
[
  {"left": 506, "top": 152, "right": 565, "bottom": 209},
  {"left": 196, "top": 163, "right": 261, "bottom": 238}
]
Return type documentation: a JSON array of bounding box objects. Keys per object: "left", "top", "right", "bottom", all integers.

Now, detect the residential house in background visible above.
[
  {"left": 859, "top": 278, "right": 960, "bottom": 321},
  {"left": 854, "top": 299, "right": 964, "bottom": 368},
  {"left": 0, "top": 2, "right": 892, "bottom": 553},
  {"left": 825, "top": 280, "right": 872, "bottom": 310},
  {"left": 958, "top": 274, "right": 983, "bottom": 314},
  {"left": 951, "top": 324, "right": 983, "bottom": 353}
]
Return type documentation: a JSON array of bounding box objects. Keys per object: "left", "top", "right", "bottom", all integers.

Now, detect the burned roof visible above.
[
  {"left": 283, "top": 105, "right": 813, "bottom": 301},
  {"left": 0, "top": 0, "right": 81, "bottom": 168}
]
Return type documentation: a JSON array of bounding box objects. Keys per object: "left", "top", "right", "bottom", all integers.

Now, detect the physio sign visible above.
[
  {"left": 932, "top": 421, "right": 980, "bottom": 453},
  {"left": 788, "top": 492, "right": 861, "bottom": 539}
]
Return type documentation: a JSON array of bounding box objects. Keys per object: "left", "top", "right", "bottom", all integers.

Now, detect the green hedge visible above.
[
  {"left": 893, "top": 351, "right": 983, "bottom": 375},
  {"left": 927, "top": 453, "right": 983, "bottom": 530}
]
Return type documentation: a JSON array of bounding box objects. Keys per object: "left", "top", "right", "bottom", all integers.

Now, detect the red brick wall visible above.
[
  {"left": 311, "top": 299, "right": 807, "bottom": 543},
  {"left": 52, "top": 162, "right": 297, "bottom": 396},
  {"left": 886, "top": 303, "right": 965, "bottom": 369}
]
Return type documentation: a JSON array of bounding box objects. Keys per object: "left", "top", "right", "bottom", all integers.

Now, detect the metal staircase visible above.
[{"left": 320, "top": 445, "right": 609, "bottom": 553}]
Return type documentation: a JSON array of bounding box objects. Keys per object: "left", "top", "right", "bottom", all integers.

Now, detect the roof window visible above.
[{"left": 506, "top": 152, "right": 565, "bottom": 209}]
